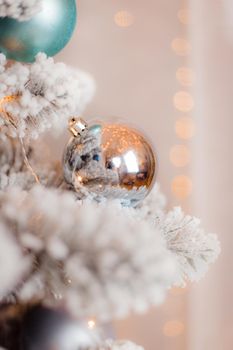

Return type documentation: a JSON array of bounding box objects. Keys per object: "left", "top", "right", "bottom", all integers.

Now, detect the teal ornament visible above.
[{"left": 0, "top": 0, "right": 77, "bottom": 62}]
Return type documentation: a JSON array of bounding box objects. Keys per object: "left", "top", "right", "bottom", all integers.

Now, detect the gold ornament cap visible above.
[{"left": 68, "top": 117, "right": 88, "bottom": 137}]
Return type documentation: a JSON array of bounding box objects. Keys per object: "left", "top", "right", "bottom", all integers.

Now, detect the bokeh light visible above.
[
  {"left": 175, "top": 117, "right": 195, "bottom": 139},
  {"left": 171, "top": 175, "right": 193, "bottom": 198},
  {"left": 114, "top": 11, "right": 134, "bottom": 27},
  {"left": 176, "top": 67, "right": 195, "bottom": 86},
  {"left": 87, "top": 320, "right": 96, "bottom": 329},
  {"left": 177, "top": 9, "right": 190, "bottom": 25},
  {"left": 171, "top": 38, "right": 192, "bottom": 56},
  {"left": 163, "top": 320, "right": 185, "bottom": 337},
  {"left": 173, "top": 91, "right": 194, "bottom": 112},
  {"left": 170, "top": 145, "right": 191, "bottom": 167},
  {"left": 0, "top": 95, "right": 17, "bottom": 112}
]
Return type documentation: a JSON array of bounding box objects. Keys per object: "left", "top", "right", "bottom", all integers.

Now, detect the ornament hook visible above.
[{"left": 68, "top": 117, "right": 88, "bottom": 138}]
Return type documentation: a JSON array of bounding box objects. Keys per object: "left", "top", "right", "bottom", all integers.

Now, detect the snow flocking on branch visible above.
[
  {"left": 0, "top": 0, "right": 42, "bottom": 21},
  {"left": 0, "top": 53, "right": 95, "bottom": 139},
  {"left": 156, "top": 207, "right": 221, "bottom": 285},
  {"left": 0, "top": 179, "right": 220, "bottom": 322},
  {"left": 136, "top": 187, "right": 220, "bottom": 285},
  {"left": 0, "top": 185, "right": 178, "bottom": 322},
  {"left": 0, "top": 222, "right": 30, "bottom": 299}
]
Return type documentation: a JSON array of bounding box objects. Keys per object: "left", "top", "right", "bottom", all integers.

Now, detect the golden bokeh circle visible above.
[
  {"left": 171, "top": 175, "right": 193, "bottom": 198},
  {"left": 170, "top": 145, "right": 191, "bottom": 167},
  {"left": 114, "top": 11, "right": 134, "bottom": 27},
  {"left": 177, "top": 9, "right": 190, "bottom": 25},
  {"left": 175, "top": 117, "right": 195, "bottom": 139},
  {"left": 176, "top": 67, "right": 195, "bottom": 86},
  {"left": 173, "top": 91, "right": 194, "bottom": 112},
  {"left": 171, "top": 38, "right": 192, "bottom": 56}
]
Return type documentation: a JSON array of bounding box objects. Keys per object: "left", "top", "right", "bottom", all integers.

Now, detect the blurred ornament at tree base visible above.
[{"left": 0, "top": 303, "right": 101, "bottom": 350}]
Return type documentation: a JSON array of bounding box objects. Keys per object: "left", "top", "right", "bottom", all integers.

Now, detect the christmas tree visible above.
[{"left": 0, "top": 1, "right": 220, "bottom": 349}]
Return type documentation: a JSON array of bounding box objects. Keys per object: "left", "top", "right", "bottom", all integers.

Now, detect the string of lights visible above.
[{"left": 171, "top": 6, "right": 195, "bottom": 201}]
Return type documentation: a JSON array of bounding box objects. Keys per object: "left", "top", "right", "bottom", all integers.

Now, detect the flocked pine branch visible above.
[
  {"left": 0, "top": 53, "right": 95, "bottom": 139},
  {"left": 0, "top": 0, "right": 42, "bottom": 21},
  {"left": 0, "top": 185, "right": 177, "bottom": 322},
  {"left": 156, "top": 207, "right": 220, "bottom": 285},
  {"left": 0, "top": 222, "right": 29, "bottom": 299},
  {"left": 0, "top": 178, "right": 220, "bottom": 322},
  {"left": 136, "top": 187, "right": 220, "bottom": 284}
]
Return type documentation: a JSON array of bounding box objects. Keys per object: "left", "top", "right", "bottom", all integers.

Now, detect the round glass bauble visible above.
[{"left": 0, "top": 0, "right": 77, "bottom": 62}]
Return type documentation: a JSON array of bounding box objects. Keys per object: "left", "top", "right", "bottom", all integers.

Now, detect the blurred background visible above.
[{"left": 57, "top": 0, "right": 233, "bottom": 349}]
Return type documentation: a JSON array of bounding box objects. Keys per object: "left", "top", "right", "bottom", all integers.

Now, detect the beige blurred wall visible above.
[{"left": 188, "top": 0, "right": 233, "bottom": 349}]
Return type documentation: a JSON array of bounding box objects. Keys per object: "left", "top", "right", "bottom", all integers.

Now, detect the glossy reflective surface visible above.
[
  {"left": 63, "top": 121, "right": 157, "bottom": 206},
  {"left": 0, "top": 0, "right": 77, "bottom": 62}
]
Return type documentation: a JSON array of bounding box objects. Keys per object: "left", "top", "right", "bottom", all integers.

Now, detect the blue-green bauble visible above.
[{"left": 0, "top": 0, "right": 77, "bottom": 62}]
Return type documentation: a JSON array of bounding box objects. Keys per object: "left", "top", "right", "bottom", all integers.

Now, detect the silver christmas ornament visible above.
[{"left": 63, "top": 118, "right": 157, "bottom": 206}]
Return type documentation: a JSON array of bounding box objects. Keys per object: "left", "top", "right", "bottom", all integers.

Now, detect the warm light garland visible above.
[
  {"left": 87, "top": 320, "right": 96, "bottom": 329},
  {"left": 0, "top": 94, "right": 40, "bottom": 184},
  {"left": 167, "top": 5, "right": 195, "bottom": 343},
  {"left": 0, "top": 95, "right": 19, "bottom": 129},
  {"left": 170, "top": 6, "right": 194, "bottom": 201}
]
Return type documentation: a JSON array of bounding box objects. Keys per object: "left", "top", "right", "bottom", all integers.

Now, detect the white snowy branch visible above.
[
  {"left": 0, "top": 185, "right": 177, "bottom": 322},
  {"left": 0, "top": 0, "right": 42, "bottom": 21},
  {"left": 0, "top": 53, "right": 95, "bottom": 139},
  {"left": 156, "top": 207, "right": 221, "bottom": 285},
  {"left": 0, "top": 222, "right": 30, "bottom": 298},
  {"left": 0, "top": 181, "right": 221, "bottom": 322}
]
